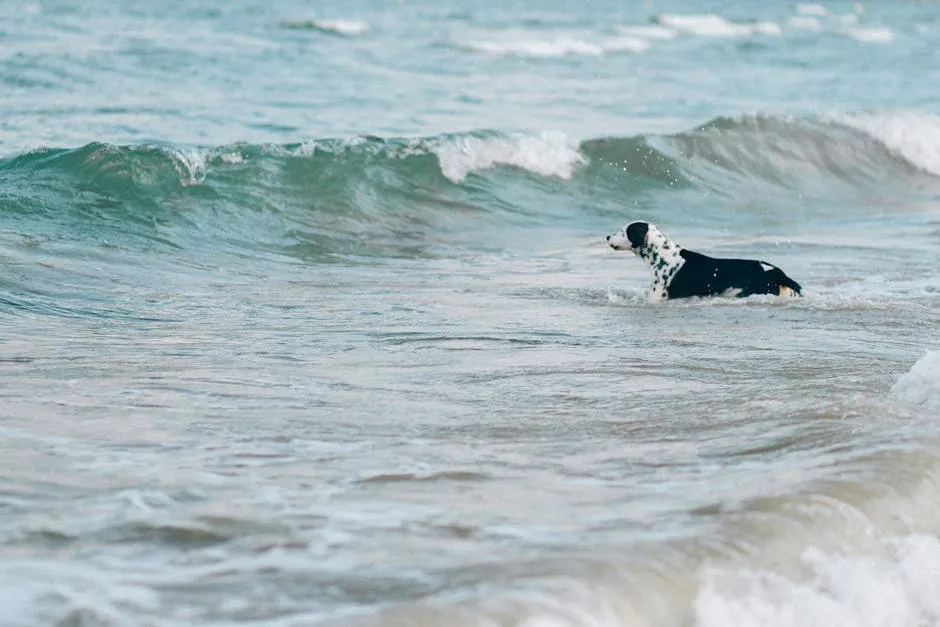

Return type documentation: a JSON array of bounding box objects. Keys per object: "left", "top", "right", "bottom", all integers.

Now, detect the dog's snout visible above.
[{"left": 606, "top": 235, "right": 610, "bottom": 241}]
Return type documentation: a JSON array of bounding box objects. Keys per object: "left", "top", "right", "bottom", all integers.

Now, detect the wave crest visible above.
[
  {"left": 837, "top": 111, "right": 940, "bottom": 177},
  {"left": 435, "top": 131, "right": 585, "bottom": 183}
]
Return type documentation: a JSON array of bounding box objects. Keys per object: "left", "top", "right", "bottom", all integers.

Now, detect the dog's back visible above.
[{"left": 668, "top": 250, "right": 802, "bottom": 299}]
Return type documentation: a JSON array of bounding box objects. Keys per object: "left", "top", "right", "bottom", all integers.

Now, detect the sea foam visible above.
[
  {"left": 890, "top": 351, "right": 940, "bottom": 411},
  {"left": 435, "top": 132, "right": 586, "bottom": 183},
  {"left": 839, "top": 111, "right": 940, "bottom": 177},
  {"left": 616, "top": 25, "right": 678, "bottom": 40},
  {"left": 696, "top": 535, "right": 940, "bottom": 627},
  {"left": 796, "top": 3, "right": 829, "bottom": 17},
  {"left": 843, "top": 27, "right": 895, "bottom": 44},
  {"left": 464, "top": 32, "right": 649, "bottom": 58},
  {"left": 788, "top": 16, "right": 824, "bottom": 32},
  {"left": 657, "top": 14, "right": 781, "bottom": 37}
]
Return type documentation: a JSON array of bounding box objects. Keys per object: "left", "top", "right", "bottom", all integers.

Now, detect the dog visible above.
[{"left": 607, "top": 221, "right": 802, "bottom": 300}]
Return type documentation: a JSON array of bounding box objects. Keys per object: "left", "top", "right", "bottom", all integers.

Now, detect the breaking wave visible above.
[{"left": 1, "top": 110, "right": 939, "bottom": 272}]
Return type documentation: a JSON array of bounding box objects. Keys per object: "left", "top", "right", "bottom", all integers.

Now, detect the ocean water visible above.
[{"left": 3, "top": 0, "right": 940, "bottom": 625}]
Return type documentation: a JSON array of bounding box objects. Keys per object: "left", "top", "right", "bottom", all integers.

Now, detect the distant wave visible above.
[
  {"left": 457, "top": 8, "right": 900, "bottom": 62},
  {"left": 616, "top": 25, "right": 677, "bottom": 40},
  {"left": 654, "top": 14, "right": 781, "bottom": 37},
  {"left": 796, "top": 3, "right": 828, "bottom": 17},
  {"left": 788, "top": 16, "right": 824, "bottom": 32},
  {"left": 842, "top": 26, "right": 895, "bottom": 43},
  {"left": 279, "top": 19, "right": 369, "bottom": 36},
  {"left": 787, "top": 5, "right": 895, "bottom": 43},
  {"left": 627, "top": 7, "right": 893, "bottom": 47},
  {"left": 463, "top": 31, "right": 649, "bottom": 57}
]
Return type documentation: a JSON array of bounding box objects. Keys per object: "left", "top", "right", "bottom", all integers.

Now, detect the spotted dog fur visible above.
[{"left": 607, "top": 221, "right": 802, "bottom": 300}]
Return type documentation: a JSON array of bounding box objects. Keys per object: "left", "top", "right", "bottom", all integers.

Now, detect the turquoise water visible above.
[{"left": 3, "top": 1, "right": 940, "bottom": 625}]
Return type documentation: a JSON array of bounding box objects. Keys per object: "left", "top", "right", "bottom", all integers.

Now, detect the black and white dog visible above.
[{"left": 607, "top": 221, "right": 802, "bottom": 300}]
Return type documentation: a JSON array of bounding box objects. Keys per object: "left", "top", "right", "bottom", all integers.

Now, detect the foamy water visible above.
[
  {"left": 464, "top": 31, "right": 650, "bottom": 58},
  {"left": 789, "top": 16, "right": 824, "bottom": 32},
  {"left": 435, "top": 131, "right": 586, "bottom": 182},
  {"left": 457, "top": 5, "right": 906, "bottom": 65},
  {"left": 891, "top": 352, "right": 940, "bottom": 411},
  {"left": 616, "top": 25, "right": 678, "bottom": 40},
  {"left": 697, "top": 535, "right": 940, "bottom": 627},
  {"left": 844, "top": 27, "right": 895, "bottom": 44},
  {"left": 796, "top": 4, "right": 829, "bottom": 17},
  {"left": 656, "top": 14, "right": 781, "bottom": 37}
]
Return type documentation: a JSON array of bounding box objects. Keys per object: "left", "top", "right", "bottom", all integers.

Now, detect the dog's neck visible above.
[
  {"left": 636, "top": 226, "right": 684, "bottom": 269},
  {"left": 636, "top": 226, "right": 685, "bottom": 299}
]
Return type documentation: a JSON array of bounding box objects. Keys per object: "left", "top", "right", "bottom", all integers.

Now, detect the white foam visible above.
[
  {"left": 285, "top": 136, "right": 367, "bottom": 158},
  {"left": 843, "top": 26, "right": 895, "bottom": 43},
  {"left": 0, "top": 572, "right": 46, "bottom": 627},
  {"left": 838, "top": 111, "right": 940, "bottom": 177},
  {"left": 219, "top": 151, "right": 244, "bottom": 165},
  {"left": 603, "top": 36, "right": 652, "bottom": 53},
  {"left": 696, "top": 535, "right": 940, "bottom": 627},
  {"left": 788, "top": 16, "right": 824, "bottom": 32},
  {"left": 796, "top": 3, "right": 828, "bottom": 17},
  {"left": 435, "top": 132, "right": 586, "bottom": 183},
  {"left": 465, "top": 33, "right": 649, "bottom": 58},
  {"left": 468, "top": 37, "right": 602, "bottom": 57},
  {"left": 288, "top": 140, "right": 319, "bottom": 157},
  {"left": 0, "top": 561, "right": 162, "bottom": 626},
  {"left": 750, "top": 22, "right": 784, "bottom": 36},
  {"left": 837, "top": 13, "right": 860, "bottom": 26},
  {"left": 617, "top": 25, "right": 678, "bottom": 40},
  {"left": 657, "top": 14, "right": 781, "bottom": 38},
  {"left": 890, "top": 351, "right": 940, "bottom": 411},
  {"left": 168, "top": 147, "right": 209, "bottom": 186},
  {"left": 316, "top": 19, "right": 369, "bottom": 36}
]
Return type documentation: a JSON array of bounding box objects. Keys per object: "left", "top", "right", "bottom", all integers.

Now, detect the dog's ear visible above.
[{"left": 626, "top": 222, "right": 649, "bottom": 248}]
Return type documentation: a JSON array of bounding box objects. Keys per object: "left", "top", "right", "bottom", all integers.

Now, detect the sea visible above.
[{"left": 2, "top": 0, "right": 940, "bottom": 625}]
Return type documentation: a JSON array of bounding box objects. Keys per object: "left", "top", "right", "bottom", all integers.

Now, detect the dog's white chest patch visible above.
[{"left": 639, "top": 226, "right": 685, "bottom": 300}]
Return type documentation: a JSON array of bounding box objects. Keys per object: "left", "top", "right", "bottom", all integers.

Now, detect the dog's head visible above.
[
  {"left": 607, "top": 221, "right": 650, "bottom": 254},
  {"left": 606, "top": 221, "right": 684, "bottom": 299}
]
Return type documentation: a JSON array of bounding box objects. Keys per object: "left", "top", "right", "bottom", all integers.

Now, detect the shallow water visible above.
[{"left": 3, "top": 0, "right": 940, "bottom": 625}]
